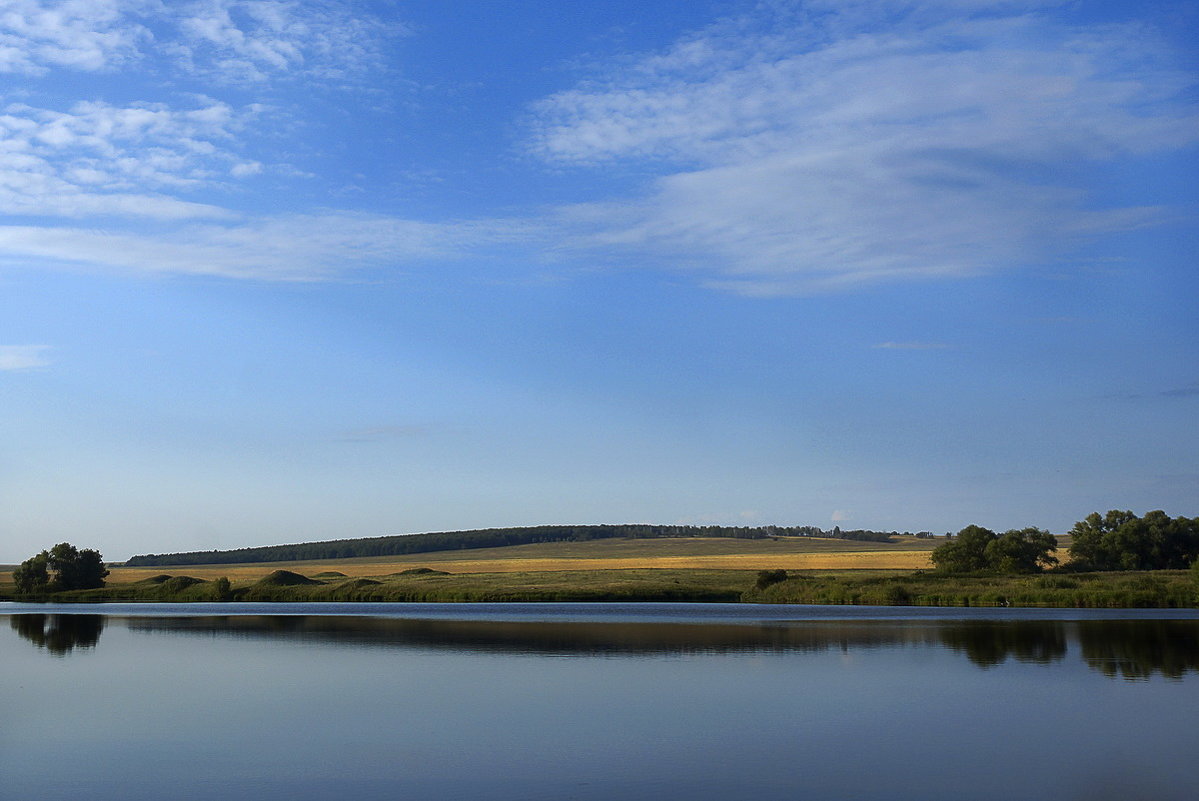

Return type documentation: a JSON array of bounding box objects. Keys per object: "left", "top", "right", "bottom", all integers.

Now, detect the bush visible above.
[{"left": 756, "top": 569, "right": 788, "bottom": 590}]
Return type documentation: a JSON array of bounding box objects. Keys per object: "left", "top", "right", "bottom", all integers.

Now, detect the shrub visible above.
[{"left": 756, "top": 569, "right": 788, "bottom": 590}]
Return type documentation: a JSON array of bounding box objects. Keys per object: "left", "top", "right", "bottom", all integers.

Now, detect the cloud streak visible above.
[
  {"left": 873, "top": 342, "right": 952, "bottom": 350},
  {"left": 336, "top": 425, "right": 431, "bottom": 443},
  {"left": 0, "top": 213, "right": 521, "bottom": 280},
  {"left": 0, "top": 344, "right": 51, "bottom": 370}
]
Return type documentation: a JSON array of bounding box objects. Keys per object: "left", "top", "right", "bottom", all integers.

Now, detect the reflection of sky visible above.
[{"left": 2, "top": 613, "right": 1197, "bottom": 800}]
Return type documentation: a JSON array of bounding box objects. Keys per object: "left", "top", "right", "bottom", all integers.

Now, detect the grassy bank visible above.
[
  {"left": 2, "top": 568, "right": 753, "bottom": 604},
  {"left": 3, "top": 565, "right": 1197, "bottom": 607},
  {"left": 744, "top": 569, "right": 1199, "bottom": 608}
]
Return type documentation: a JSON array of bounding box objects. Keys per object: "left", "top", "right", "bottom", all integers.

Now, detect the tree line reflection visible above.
[
  {"left": 937, "top": 619, "right": 1199, "bottom": 679},
  {"left": 7, "top": 613, "right": 1199, "bottom": 680}
]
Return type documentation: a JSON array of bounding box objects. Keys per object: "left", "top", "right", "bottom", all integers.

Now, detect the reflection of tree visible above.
[
  {"left": 1077, "top": 621, "right": 1199, "bottom": 680},
  {"left": 10, "top": 614, "right": 104, "bottom": 655},
  {"left": 938, "top": 622, "right": 1068, "bottom": 668}
]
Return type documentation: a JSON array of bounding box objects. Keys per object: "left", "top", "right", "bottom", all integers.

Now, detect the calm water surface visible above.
[{"left": 2, "top": 603, "right": 1198, "bottom": 801}]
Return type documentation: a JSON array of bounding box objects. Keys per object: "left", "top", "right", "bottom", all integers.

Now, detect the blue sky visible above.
[{"left": 1, "top": 0, "right": 1196, "bottom": 561}]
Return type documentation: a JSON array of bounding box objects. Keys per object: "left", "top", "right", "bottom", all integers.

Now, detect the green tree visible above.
[
  {"left": 12, "top": 552, "right": 50, "bottom": 594},
  {"left": 13, "top": 543, "right": 108, "bottom": 594},
  {"left": 985, "top": 528, "right": 1058, "bottom": 573},
  {"left": 73, "top": 548, "right": 109, "bottom": 590},
  {"left": 931, "top": 525, "right": 997, "bottom": 572},
  {"left": 1070, "top": 511, "right": 1199, "bottom": 571}
]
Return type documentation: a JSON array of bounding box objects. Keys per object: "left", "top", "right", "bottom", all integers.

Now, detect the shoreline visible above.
[{"left": 4, "top": 566, "right": 1196, "bottom": 608}]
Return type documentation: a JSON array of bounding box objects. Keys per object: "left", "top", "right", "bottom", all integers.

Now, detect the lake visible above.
[{"left": 3, "top": 602, "right": 1198, "bottom": 800}]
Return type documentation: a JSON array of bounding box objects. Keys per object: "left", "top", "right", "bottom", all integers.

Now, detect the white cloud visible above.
[
  {"left": 531, "top": 2, "right": 1199, "bottom": 294},
  {"left": 0, "top": 0, "right": 148, "bottom": 74},
  {"left": 0, "top": 98, "right": 255, "bottom": 219},
  {"left": 229, "top": 160, "right": 261, "bottom": 177},
  {"left": 168, "top": 0, "right": 399, "bottom": 84},
  {"left": 0, "top": 212, "right": 508, "bottom": 280},
  {"left": 0, "top": 344, "right": 51, "bottom": 370},
  {"left": 831, "top": 509, "right": 851, "bottom": 522},
  {"left": 0, "top": 1, "right": 396, "bottom": 81}
]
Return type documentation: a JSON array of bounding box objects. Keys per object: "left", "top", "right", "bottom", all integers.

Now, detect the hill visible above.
[{"left": 124, "top": 523, "right": 926, "bottom": 567}]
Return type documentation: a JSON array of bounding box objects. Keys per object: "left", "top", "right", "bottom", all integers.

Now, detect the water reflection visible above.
[
  {"left": 9, "top": 612, "right": 1199, "bottom": 680},
  {"left": 1077, "top": 620, "right": 1199, "bottom": 680},
  {"left": 126, "top": 615, "right": 943, "bottom": 655},
  {"left": 939, "top": 622, "right": 1068, "bottom": 668},
  {"left": 10, "top": 614, "right": 105, "bottom": 655},
  {"left": 127, "top": 614, "right": 1199, "bottom": 680}
]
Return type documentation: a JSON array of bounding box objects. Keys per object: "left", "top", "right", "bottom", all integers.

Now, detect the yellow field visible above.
[{"left": 97, "top": 536, "right": 937, "bottom": 583}]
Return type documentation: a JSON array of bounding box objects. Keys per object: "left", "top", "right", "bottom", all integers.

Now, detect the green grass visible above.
[{"left": 744, "top": 569, "right": 1199, "bottom": 607}]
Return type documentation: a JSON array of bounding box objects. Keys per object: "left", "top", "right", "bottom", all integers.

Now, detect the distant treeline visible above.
[{"left": 125, "top": 524, "right": 916, "bottom": 566}]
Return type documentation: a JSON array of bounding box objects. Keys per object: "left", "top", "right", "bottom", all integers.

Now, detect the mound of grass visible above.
[
  {"left": 395, "top": 567, "right": 450, "bottom": 576},
  {"left": 255, "top": 569, "right": 321, "bottom": 587},
  {"left": 338, "top": 578, "right": 382, "bottom": 588},
  {"left": 313, "top": 571, "right": 347, "bottom": 578},
  {"left": 314, "top": 577, "right": 390, "bottom": 601},
  {"left": 159, "top": 576, "right": 206, "bottom": 593},
  {"left": 136, "top": 574, "right": 174, "bottom": 585}
]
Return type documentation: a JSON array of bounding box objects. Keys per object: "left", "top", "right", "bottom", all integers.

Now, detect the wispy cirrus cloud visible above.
[
  {"left": 168, "top": 0, "right": 401, "bottom": 84},
  {"left": 1104, "top": 383, "right": 1199, "bottom": 402},
  {"left": 0, "top": 344, "right": 51, "bottom": 370},
  {"left": 530, "top": 0, "right": 1199, "bottom": 295},
  {"left": 0, "top": 1, "right": 395, "bottom": 82}
]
